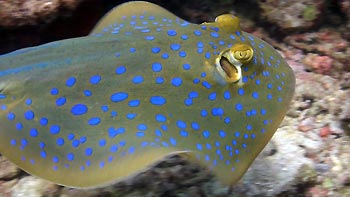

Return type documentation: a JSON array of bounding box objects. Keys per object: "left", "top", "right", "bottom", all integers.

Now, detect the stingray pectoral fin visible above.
[{"left": 90, "top": 1, "right": 178, "bottom": 34}]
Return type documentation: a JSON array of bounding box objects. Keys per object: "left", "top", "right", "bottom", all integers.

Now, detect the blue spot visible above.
[
  {"left": 101, "top": 105, "right": 109, "bottom": 112},
  {"left": 184, "top": 98, "right": 192, "bottom": 106},
  {"left": 30, "top": 128, "right": 38, "bottom": 137},
  {"left": 145, "top": 35, "right": 155, "bottom": 40},
  {"left": 252, "top": 92, "right": 259, "bottom": 99},
  {"left": 120, "top": 141, "right": 126, "bottom": 147},
  {"left": 151, "top": 47, "right": 161, "bottom": 54},
  {"left": 84, "top": 90, "right": 92, "bottom": 97},
  {"left": 110, "top": 92, "right": 128, "bottom": 102},
  {"left": 211, "top": 107, "right": 224, "bottom": 116},
  {"left": 201, "top": 72, "right": 206, "bottom": 78},
  {"left": 235, "top": 131, "right": 240, "bottom": 137},
  {"left": 238, "top": 88, "right": 244, "bottom": 96},
  {"left": 194, "top": 30, "right": 202, "bottom": 36},
  {"left": 71, "top": 104, "right": 88, "bottom": 115},
  {"left": 243, "top": 133, "right": 249, "bottom": 139},
  {"left": 196, "top": 144, "right": 203, "bottom": 151},
  {"left": 110, "top": 144, "right": 118, "bottom": 152},
  {"left": 21, "top": 138, "right": 28, "bottom": 146},
  {"left": 88, "top": 117, "right": 101, "bottom": 126},
  {"left": 171, "top": 77, "right": 182, "bottom": 87},
  {"left": 99, "top": 139, "right": 106, "bottom": 147},
  {"left": 208, "top": 92, "right": 216, "bottom": 101},
  {"left": 211, "top": 32, "right": 219, "bottom": 38},
  {"left": 25, "top": 98, "right": 32, "bottom": 106},
  {"left": 128, "top": 100, "right": 140, "bottom": 107},
  {"left": 24, "top": 110, "right": 34, "bottom": 120},
  {"left": 67, "top": 133, "right": 75, "bottom": 140},
  {"left": 126, "top": 113, "right": 137, "bottom": 119},
  {"left": 56, "top": 138, "right": 64, "bottom": 146},
  {"left": 202, "top": 130, "right": 210, "bottom": 138},
  {"left": 183, "top": 63, "right": 191, "bottom": 70},
  {"left": 188, "top": 91, "right": 198, "bottom": 98},
  {"left": 255, "top": 79, "right": 261, "bottom": 85},
  {"left": 52, "top": 156, "right": 59, "bottom": 163},
  {"left": 115, "top": 66, "right": 126, "bottom": 75},
  {"left": 246, "top": 124, "right": 253, "bottom": 131},
  {"left": 1, "top": 104, "right": 7, "bottom": 110},
  {"left": 181, "top": 34, "right": 188, "bottom": 40},
  {"left": 267, "top": 94, "right": 272, "bottom": 100},
  {"left": 108, "top": 127, "right": 125, "bottom": 138},
  {"left": 169, "top": 138, "right": 177, "bottom": 146},
  {"left": 136, "top": 131, "right": 145, "bottom": 137},
  {"left": 205, "top": 52, "right": 211, "bottom": 59},
  {"left": 66, "top": 77, "right": 76, "bottom": 87},
  {"left": 137, "top": 124, "right": 148, "bottom": 131},
  {"left": 155, "top": 77, "right": 164, "bottom": 84},
  {"left": 197, "top": 41, "right": 204, "bottom": 48},
  {"left": 224, "top": 91, "right": 231, "bottom": 100},
  {"left": 235, "top": 103, "right": 243, "bottom": 112},
  {"left": 152, "top": 62, "right": 162, "bottom": 72},
  {"left": 243, "top": 76, "right": 249, "bottom": 83},
  {"left": 201, "top": 109, "right": 208, "bottom": 117},
  {"left": 176, "top": 120, "right": 186, "bottom": 129},
  {"left": 197, "top": 48, "right": 203, "bottom": 54},
  {"left": 67, "top": 153, "right": 74, "bottom": 161},
  {"left": 191, "top": 122, "right": 200, "bottom": 130},
  {"left": 206, "top": 143, "right": 212, "bottom": 150},
  {"left": 150, "top": 96, "right": 166, "bottom": 105},
  {"left": 50, "top": 125, "right": 60, "bottom": 135},
  {"left": 202, "top": 81, "right": 212, "bottom": 89},
  {"left": 167, "top": 29, "right": 177, "bottom": 36},
  {"left": 161, "top": 53, "right": 169, "bottom": 59},
  {"left": 170, "top": 43, "right": 181, "bottom": 51},
  {"left": 72, "top": 139, "right": 80, "bottom": 148},
  {"left": 193, "top": 78, "right": 200, "bottom": 84},
  {"left": 50, "top": 88, "right": 59, "bottom": 95},
  {"left": 16, "top": 123, "right": 23, "bottom": 130},
  {"left": 7, "top": 112, "right": 15, "bottom": 121},
  {"left": 80, "top": 136, "right": 87, "bottom": 143},
  {"left": 161, "top": 124, "right": 168, "bottom": 131},
  {"left": 0, "top": 94, "right": 6, "bottom": 99},
  {"left": 179, "top": 51, "right": 186, "bottom": 57},
  {"left": 128, "top": 147, "right": 135, "bottom": 154},
  {"left": 132, "top": 76, "right": 144, "bottom": 84},
  {"left": 129, "top": 48, "right": 136, "bottom": 53},
  {"left": 85, "top": 148, "right": 93, "bottom": 156},
  {"left": 56, "top": 97, "right": 66, "bottom": 106},
  {"left": 10, "top": 139, "right": 16, "bottom": 146},
  {"left": 155, "top": 114, "right": 166, "bottom": 122},
  {"left": 263, "top": 120, "right": 268, "bottom": 125},
  {"left": 155, "top": 129, "right": 162, "bottom": 137},
  {"left": 180, "top": 130, "right": 188, "bottom": 137},
  {"left": 90, "top": 75, "right": 101, "bottom": 85},
  {"left": 219, "top": 130, "right": 226, "bottom": 138}
]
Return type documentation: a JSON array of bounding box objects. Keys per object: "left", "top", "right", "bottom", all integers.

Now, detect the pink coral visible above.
[{"left": 303, "top": 53, "right": 333, "bottom": 74}]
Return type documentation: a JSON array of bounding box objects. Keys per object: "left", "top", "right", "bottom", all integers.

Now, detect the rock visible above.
[
  {"left": 10, "top": 176, "right": 60, "bottom": 197},
  {"left": 257, "top": 0, "right": 324, "bottom": 31},
  {"left": 0, "top": 156, "right": 20, "bottom": 179},
  {"left": 0, "top": 0, "right": 83, "bottom": 27}
]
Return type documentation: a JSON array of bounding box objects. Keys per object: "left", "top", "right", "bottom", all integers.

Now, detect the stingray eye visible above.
[
  {"left": 231, "top": 43, "right": 254, "bottom": 64},
  {"left": 215, "top": 43, "right": 253, "bottom": 83}
]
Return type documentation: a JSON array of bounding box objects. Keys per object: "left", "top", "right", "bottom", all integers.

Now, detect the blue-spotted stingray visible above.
[{"left": 0, "top": 1, "right": 295, "bottom": 188}]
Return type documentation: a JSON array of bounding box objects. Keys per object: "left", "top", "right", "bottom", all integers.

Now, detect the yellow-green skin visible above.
[{"left": 0, "top": 1, "right": 295, "bottom": 188}]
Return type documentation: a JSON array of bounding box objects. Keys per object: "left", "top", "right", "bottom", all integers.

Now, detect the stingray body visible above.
[{"left": 0, "top": 1, "right": 295, "bottom": 188}]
